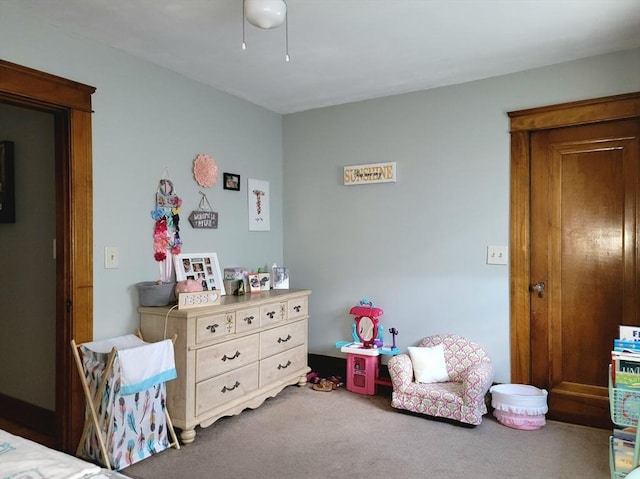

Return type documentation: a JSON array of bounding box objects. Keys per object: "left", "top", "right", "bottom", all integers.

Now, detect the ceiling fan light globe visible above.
[{"left": 245, "top": 0, "right": 286, "bottom": 29}]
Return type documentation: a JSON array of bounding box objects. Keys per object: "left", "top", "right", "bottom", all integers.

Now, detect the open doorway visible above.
[
  {"left": 0, "top": 59, "right": 95, "bottom": 452},
  {"left": 0, "top": 103, "right": 56, "bottom": 439}
]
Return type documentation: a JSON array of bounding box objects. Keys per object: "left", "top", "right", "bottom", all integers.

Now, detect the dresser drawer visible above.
[
  {"left": 260, "top": 302, "right": 287, "bottom": 326},
  {"left": 196, "top": 312, "right": 235, "bottom": 344},
  {"left": 259, "top": 345, "right": 306, "bottom": 387},
  {"left": 196, "top": 334, "right": 260, "bottom": 382},
  {"left": 235, "top": 306, "right": 260, "bottom": 334},
  {"left": 260, "top": 319, "right": 307, "bottom": 359},
  {"left": 287, "top": 296, "right": 308, "bottom": 320},
  {"left": 196, "top": 363, "right": 259, "bottom": 416}
]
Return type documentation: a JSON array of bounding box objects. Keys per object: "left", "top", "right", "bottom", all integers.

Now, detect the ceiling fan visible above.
[{"left": 242, "top": 0, "right": 290, "bottom": 62}]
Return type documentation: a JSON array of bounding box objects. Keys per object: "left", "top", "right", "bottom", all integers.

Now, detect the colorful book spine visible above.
[
  {"left": 615, "top": 372, "right": 640, "bottom": 390},
  {"left": 620, "top": 325, "right": 640, "bottom": 341},
  {"left": 614, "top": 339, "right": 640, "bottom": 353},
  {"left": 613, "top": 349, "right": 640, "bottom": 385},
  {"left": 614, "top": 425, "right": 637, "bottom": 443},
  {"left": 613, "top": 438, "right": 640, "bottom": 473}
]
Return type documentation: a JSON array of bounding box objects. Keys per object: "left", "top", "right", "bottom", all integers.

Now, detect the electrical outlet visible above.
[
  {"left": 105, "top": 246, "right": 119, "bottom": 269},
  {"left": 487, "top": 245, "right": 508, "bottom": 265}
]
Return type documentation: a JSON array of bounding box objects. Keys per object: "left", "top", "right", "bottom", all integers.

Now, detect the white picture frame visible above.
[
  {"left": 248, "top": 178, "right": 270, "bottom": 231},
  {"left": 174, "top": 252, "right": 226, "bottom": 295},
  {"left": 273, "top": 267, "right": 289, "bottom": 289}
]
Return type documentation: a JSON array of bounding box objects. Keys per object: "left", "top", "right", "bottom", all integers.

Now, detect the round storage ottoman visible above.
[{"left": 490, "top": 384, "right": 548, "bottom": 430}]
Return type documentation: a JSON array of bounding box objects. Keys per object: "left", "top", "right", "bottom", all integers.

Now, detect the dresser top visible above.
[{"left": 138, "top": 288, "right": 311, "bottom": 316}]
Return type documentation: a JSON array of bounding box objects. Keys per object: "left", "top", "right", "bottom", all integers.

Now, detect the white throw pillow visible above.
[{"left": 408, "top": 344, "right": 450, "bottom": 383}]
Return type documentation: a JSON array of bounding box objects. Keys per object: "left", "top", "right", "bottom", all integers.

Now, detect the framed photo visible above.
[
  {"left": 273, "top": 267, "right": 289, "bottom": 289},
  {"left": 223, "top": 172, "right": 241, "bottom": 191},
  {"left": 0, "top": 141, "right": 15, "bottom": 223},
  {"left": 174, "top": 252, "right": 226, "bottom": 295},
  {"left": 248, "top": 178, "right": 270, "bottom": 231},
  {"left": 258, "top": 273, "right": 270, "bottom": 291},
  {"left": 247, "top": 273, "right": 262, "bottom": 294}
]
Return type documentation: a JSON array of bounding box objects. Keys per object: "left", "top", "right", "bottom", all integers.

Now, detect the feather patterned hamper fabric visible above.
[{"left": 76, "top": 335, "right": 179, "bottom": 470}]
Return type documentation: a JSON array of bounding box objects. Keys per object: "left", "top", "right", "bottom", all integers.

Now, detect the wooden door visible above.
[
  {"left": 509, "top": 93, "right": 640, "bottom": 429},
  {"left": 530, "top": 119, "right": 639, "bottom": 428}
]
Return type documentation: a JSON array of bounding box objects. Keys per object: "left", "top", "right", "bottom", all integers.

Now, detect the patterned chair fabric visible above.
[{"left": 388, "top": 334, "right": 494, "bottom": 425}]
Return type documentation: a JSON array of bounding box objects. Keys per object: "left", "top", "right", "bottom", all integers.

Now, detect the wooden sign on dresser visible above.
[{"left": 139, "top": 289, "right": 311, "bottom": 444}]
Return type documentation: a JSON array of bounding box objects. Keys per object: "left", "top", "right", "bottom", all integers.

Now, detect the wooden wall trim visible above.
[
  {"left": 0, "top": 59, "right": 95, "bottom": 112},
  {"left": 0, "top": 393, "right": 55, "bottom": 436},
  {"left": 509, "top": 130, "right": 531, "bottom": 384},
  {"left": 509, "top": 91, "right": 640, "bottom": 385},
  {"left": 509, "top": 92, "right": 640, "bottom": 132}
]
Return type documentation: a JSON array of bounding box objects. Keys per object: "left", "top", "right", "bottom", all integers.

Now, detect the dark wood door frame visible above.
[
  {"left": 0, "top": 59, "right": 95, "bottom": 452},
  {"left": 509, "top": 92, "right": 640, "bottom": 384}
]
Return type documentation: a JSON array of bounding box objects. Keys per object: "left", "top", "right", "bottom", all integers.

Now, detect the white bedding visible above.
[{"left": 0, "top": 429, "right": 129, "bottom": 479}]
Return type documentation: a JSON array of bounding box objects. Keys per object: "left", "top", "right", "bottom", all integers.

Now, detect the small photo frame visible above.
[
  {"left": 273, "top": 267, "right": 289, "bottom": 289},
  {"left": 174, "top": 252, "right": 226, "bottom": 295},
  {"left": 247, "top": 273, "right": 262, "bottom": 294},
  {"left": 0, "top": 141, "right": 16, "bottom": 223},
  {"left": 258, "top": 273, "right": 270, "bottom": 291},
  {"left": 223, "top": 172, "right": 241, "bottom": 191}
]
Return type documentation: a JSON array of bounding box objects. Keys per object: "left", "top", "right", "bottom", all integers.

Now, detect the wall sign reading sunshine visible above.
[{"left": 343, "top": 162, "right": 397, "bottom": 186}]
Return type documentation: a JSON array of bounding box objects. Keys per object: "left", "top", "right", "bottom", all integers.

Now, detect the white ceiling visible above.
[{"left": 10, "top": 0, "right": 640, "bottom": 114}]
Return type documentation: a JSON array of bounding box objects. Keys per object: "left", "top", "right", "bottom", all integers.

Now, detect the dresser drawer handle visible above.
[
  {"left": 277, "top": 360, "right": 292, "bottom": 370},
  {"left": 277, "top": 334, "right": 292, "bottom": 343},
  {"left": 266, "top": 311, "right": 276, "bottom": 319},
  {"left": 244, "top": 315, "right": 254, "bottom": 324},
  {"left": 293, "top": 305, "right": 302, "bottom": 313},
  {"left": 222, "top": 351, "right": 241, "bottom": 361},
  {"left": 221, "top": 381, "right": 240, "bottom": 393},
  {"left": 206, "top": 323, "right": 220, "bottom": 333}
]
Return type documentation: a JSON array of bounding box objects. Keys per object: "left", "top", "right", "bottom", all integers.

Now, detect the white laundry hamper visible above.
[{"left": 490, "top": 384, "right": 548, "bottom": 430}]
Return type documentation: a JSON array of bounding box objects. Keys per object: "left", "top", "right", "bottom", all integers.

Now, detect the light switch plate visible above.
[
  {"left": 105, "top": 246, "right": 119, "bottom": 269},
  {"left": 487, "top": 245, "right": 508, "bottom": 265}
]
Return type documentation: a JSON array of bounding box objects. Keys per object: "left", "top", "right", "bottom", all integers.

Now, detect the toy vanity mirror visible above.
[
  {"left": 355, "top": 315, "right": 379, "bottom": 348},
  {"left": 349, "top": 299, "right": 384, "bottom": 348}
]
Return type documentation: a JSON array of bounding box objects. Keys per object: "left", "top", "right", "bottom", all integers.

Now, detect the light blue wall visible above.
[
  {"left": 284, "top": 48, "right": 640, "bottom": 382},
  {"left": 1, "top": 3, "right": 285, "bottom": 342},
  {"left": 2, "top": 2, "right": 638, "bottom": 389}
]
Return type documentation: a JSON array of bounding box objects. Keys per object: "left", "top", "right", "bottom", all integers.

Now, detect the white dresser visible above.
[{"left": 139, "top": 289, "right": 311, "bottom": 444}]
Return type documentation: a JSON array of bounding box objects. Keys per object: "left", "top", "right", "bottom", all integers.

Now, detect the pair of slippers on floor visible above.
[{"left": 311, "top": 375, "right": 343, "bottom": 392}]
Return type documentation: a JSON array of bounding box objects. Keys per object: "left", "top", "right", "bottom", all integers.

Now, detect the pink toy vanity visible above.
[{"left": 336, "top": 299, "right": 398, "bottom": 395}]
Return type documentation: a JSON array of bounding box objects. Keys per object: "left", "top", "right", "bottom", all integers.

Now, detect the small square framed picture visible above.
[{"left": 223, "top": 172, "right": 241, "bottom": 191}]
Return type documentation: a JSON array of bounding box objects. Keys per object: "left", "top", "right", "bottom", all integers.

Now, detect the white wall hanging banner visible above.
[
  {"left": 248, "top": 178, "right": 270, "bottom": 231},
  {"left": 343, "top": 161, "right": 397, "bottom": 185}
]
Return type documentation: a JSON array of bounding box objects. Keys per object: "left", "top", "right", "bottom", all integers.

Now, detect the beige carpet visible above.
[{"left": 124, "top": 385, "right": 610, "bottom": 479}]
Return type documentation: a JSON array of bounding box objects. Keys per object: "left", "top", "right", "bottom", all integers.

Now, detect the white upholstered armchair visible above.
[{"left": 387, "top": 334, "right": 494, "bottom": 426}]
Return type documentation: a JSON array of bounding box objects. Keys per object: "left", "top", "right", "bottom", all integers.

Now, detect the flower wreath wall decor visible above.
[
  {"left": 193, "top": 153, "right": 219, "bottom": 188},
  {"left": 151, "top": 172, "right": 183, "bottom": 282}
]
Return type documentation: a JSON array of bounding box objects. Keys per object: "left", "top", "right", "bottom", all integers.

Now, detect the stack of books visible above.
[
  {"left": 612, "top": 325, "right": 640, "bottom": 388},
  {"left": 611, "top": 325, "right": 640, "bottom": 474}
]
